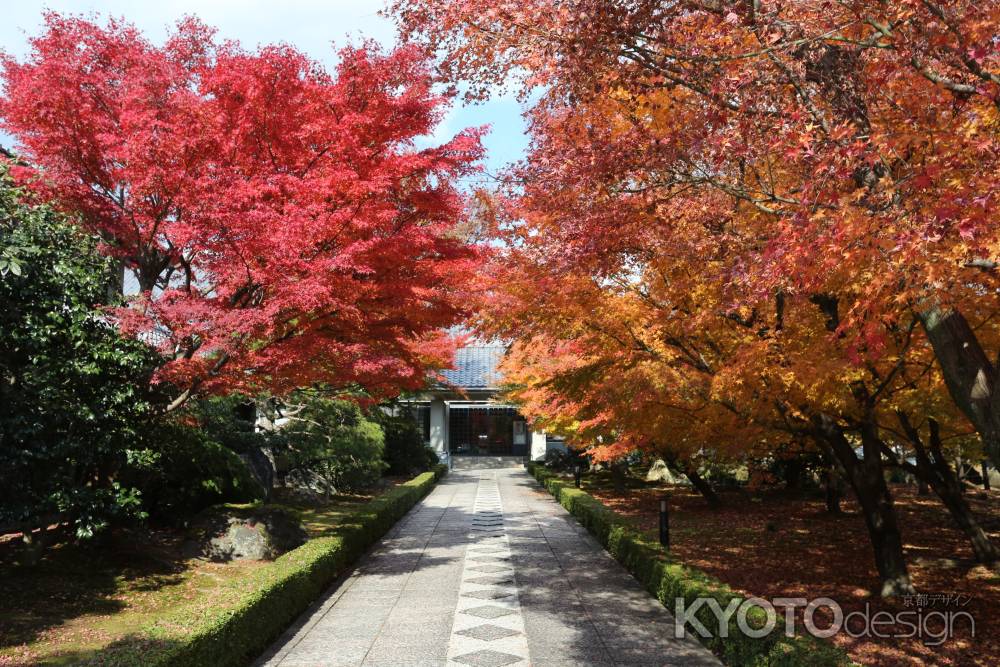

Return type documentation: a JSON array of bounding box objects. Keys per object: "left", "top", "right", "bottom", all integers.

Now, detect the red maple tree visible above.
[{"left": 1, "top": 13, "right": 485, "bottom": 408}]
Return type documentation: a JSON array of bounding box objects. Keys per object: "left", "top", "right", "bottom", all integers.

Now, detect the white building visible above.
[{"left": 403, "top": 344, "right": 566, "bottom": 463}]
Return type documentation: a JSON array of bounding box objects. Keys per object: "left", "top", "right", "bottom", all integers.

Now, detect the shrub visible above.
[
  {"left": 193, "top": 394, "right": 287, "bottom": 495},
  {"left": 526, "top": 463, "right": 854, "bottom": 667},
  {"left": 193, "top": 395, "right": 266, "bottom": 455},
  {"left": 370, "top": 408, "right": 439, "bottom": 475},
  {"left": 282, "top": 397, "right": 388, "bottom": 493},
  {"left": 123, "top": 421, "right": 265, "bottom": 524},
  {"left": 0, "top": 171, "right": 160, "bottom": 552}
]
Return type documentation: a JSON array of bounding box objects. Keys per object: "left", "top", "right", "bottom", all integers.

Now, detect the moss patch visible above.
[{"left": 0, "top": 466, "right": 447, "bottom": 666}]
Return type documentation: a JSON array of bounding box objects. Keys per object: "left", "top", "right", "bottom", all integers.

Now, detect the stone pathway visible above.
[{"left": 255, "top": 466, "right": 719, "bottom": 667}]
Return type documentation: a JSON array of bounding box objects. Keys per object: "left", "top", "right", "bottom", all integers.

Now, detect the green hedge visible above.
[
  {"left": 140, "top": 464, "right": 449, "bottom": 667},
  {"left": 526, "top": 463, "right": 854, "bottom": 667}
]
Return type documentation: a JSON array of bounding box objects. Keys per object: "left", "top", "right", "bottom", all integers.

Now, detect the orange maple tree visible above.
[{"left": 395, "top": 0, "right": 1000, "bottom": 596}]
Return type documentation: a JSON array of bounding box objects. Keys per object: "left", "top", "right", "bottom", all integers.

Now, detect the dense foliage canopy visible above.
[
  {"left": 393, "top": 0, "right": 1000, "bottom": 596},
  {"left": 1, "top": 13, "right": 485, "bottom": 408}
]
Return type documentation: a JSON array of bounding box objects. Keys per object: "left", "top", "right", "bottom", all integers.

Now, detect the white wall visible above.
[
  {"left": 530, "top": 430, "right": 547, "bottom": 461},
  {"left": 429, "top": 399, "right": 448, "bottom": 461}
]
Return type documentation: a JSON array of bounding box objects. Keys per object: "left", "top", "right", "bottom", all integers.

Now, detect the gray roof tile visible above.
[{"left": 440, "top": 345, "right": 505, "bottom": 389}]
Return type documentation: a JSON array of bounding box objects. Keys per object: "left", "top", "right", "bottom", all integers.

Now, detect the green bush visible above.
[
  {"left": 123, "top": 421, "right": 265, "bottom": 524},
  {"left": 193, "top": 394, "right": 288, "bottom": 496},
  {"left": 193, "top": 395, "right": 271, "bottom": 455},
  {"left": 283, "top": 397, "right": 387, "bottom": 493},
  {"left": 370, "top": 408, "right": 439, "bottom": 475},
  {"left": 0, "top": 170, "right": 160, "bottom": 547},
  {"left": 526, "top": 463, "right": 853, "bottom": 667},
  {"left": 137, "top": 464, "right": 448, "bottom": 667}
]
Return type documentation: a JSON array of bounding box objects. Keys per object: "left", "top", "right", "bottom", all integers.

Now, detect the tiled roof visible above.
[{"left": 440, "top": 345, "right": 505, "bottom": 389}]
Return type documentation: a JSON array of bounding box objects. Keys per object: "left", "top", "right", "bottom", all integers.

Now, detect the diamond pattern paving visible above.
[
  {"left": 457, "top": 624, "right": 522, "bottom": 641},
  {"left": 256, "top": 466, "right": 721, "bottom": 667},
  {"left": 452, "top": 649, "right": 524, "bottom": 667},
  {"left": 462, "top": 588, "right": 513, "bottom": 600},
  {"left": 464, "top": 575, "right": 515, "bottom": 585},
  {"left": 468, "top": 564, "right": 513, "bottom": 573},
  {"left": 461, "top": 605, "right": 517, "bottom": 620}
]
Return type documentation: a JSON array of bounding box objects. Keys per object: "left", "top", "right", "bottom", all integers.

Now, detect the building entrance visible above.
[{"left": 448, "top": 406, "right": 528, "bottom": 456}]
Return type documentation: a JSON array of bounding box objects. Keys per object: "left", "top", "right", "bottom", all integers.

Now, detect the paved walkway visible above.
[{"left": 255, "top": 466, "right": 719, "bottom": 667}]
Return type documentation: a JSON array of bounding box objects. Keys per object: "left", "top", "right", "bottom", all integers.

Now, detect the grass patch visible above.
[{"left": 0, "top": 467, "right": 446, "bottom": 666}]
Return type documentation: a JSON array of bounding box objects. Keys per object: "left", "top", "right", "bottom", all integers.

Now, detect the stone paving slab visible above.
[{"left": 255, "top": 466, "right": 720, "bottom": 667}]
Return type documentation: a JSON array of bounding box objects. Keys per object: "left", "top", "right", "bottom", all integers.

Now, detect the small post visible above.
[
  {"left": 658, "top": 495, "right": 670, "bottom": 549},
  {"left": 574, "top": 464, "right": 582, "bottom": 488},
  {"left": 983, "top": 461, "right": 992, "bottom": 491}
]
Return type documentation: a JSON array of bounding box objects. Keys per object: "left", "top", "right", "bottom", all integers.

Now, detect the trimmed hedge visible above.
[
  {"left": 526, "top": 463, "right": 855, "bottom": 667},
  {"left": 140, "top": 464, "right": 449, "bottom": 667}
]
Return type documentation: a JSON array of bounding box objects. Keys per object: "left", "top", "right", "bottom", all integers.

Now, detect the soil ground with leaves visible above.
[
  {"left": 579, "top": 471, "right": 999, "bottom": 666},
  {"left": 0, "top": 480, "right": 405, "bottom": 666}
]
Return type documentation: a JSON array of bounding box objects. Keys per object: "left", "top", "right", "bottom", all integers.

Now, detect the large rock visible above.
[
  {"left": 186, "top": 506, "right": 308, "bottom": 562},
  {"left": 239, "top": 446, "right": 276, "bottom": 499},
  {"left": 283, "top": 468, "right": 337, "bottom": 502},
  {"left": 645, "top": 459, "right": 688, "bottom": 485}
]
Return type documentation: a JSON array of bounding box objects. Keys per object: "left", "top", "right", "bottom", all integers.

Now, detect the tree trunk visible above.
[
  {"left": 685, "top": 466, "right": 721, "bottom": 509},
  {"left": 917, "top": 478, "right": 930, "bottom": 496},
  {"left": 611, "top": 459, "right": 628, "bottom": 494},
  {"left": 983, "top": 461, "right": 992, "bottom": 491},
  {"left": 663, "top": 453, "right": 720, "bottom": 508},
  {"left": 813, "top": 414, "right": 915, "bottom": 597},
  {"left": 784, "top": 459, "right": 804, "bottom": 492},
  {"left": 825, "top": 466, "right": 843, "bottom": 513},
  {"left": 853, "top": 461, "right": 915, "bottom": 597},
  {"left": 106, "top": 258, "right": 126, "bottom": 301},
  {"left": 919, "top": 305, "right": 1000, "bottom": 472},
  {"left": 955, "top": 455, "right": 966, "bottom": 494},
  {"left": 933, "top": 476, "right": 998, "bottom": 562},
  {"left": 896, "top": 414, "right": 999, "bottom": 563}
]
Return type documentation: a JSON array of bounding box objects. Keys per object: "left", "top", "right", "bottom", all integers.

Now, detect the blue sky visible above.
[{"left": 0, "top": 0, "right": 530, "bottom": 182}]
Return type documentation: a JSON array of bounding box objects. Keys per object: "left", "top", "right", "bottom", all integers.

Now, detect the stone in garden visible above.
[
  {"left": 239, "top": 446, "right": 276, "bottom": 499},
  {"left": 282, "top": 467, "right": 337, "bottom": 502},
  {"left": 645, "top": 459, "right": 686, "bottom": 484},
  {"left": 186, "top": 505, "right": 308, "bottom": 561}
]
